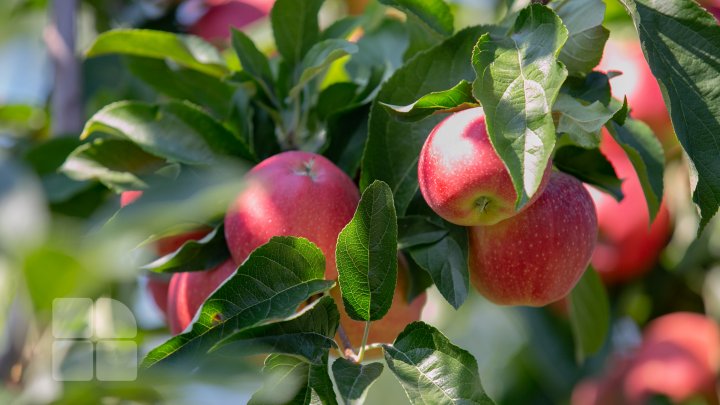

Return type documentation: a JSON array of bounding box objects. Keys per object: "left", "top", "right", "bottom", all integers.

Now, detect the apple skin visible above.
[
  {"left": 597, "top": 39, "right": 672, "bottom": 138},
  {"left": 167, "top": 259, "right": 238, "bottom": 335},
  {"left": 468, "top": 172, "right": 597, "bottom": 306},
  {"left": 224, "top": 151, "right": 360, "bottom": 280},
  {"left": 189, "top": 0, "right": 273, "bottom": 43},
  {"left": 418, "top": 107, "right": 552, "bottom": 226},
  {"left": 332, "top": 254, "right": 426, "bottom": 359},
  {"left": 590, "top": 132, "right": 671, "bottom": 284},
  {"left": 146, "top": 275, "right": 171, "bottom": 316},
  {"left": 572, "top": 313, "right": 720, "bottom": 405}
]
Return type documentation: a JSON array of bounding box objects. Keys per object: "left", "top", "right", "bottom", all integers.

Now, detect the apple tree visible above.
[{"left": 0, "top": 0, "right": 719, "bottom": 403}]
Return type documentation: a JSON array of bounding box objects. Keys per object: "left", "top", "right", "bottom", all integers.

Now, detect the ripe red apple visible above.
[
  {"left": 185, "top": 0, "right": 273, "bottom": 43},
  {"left": 418, "top": 107, "right": 552, "bottom": 226},
  {"left": 224, "top": 151, "right": 360, "bottom": 280},
  {"left": 597, "top": 38, "right": 672, "bottom": 138},
  {"left": 468, "top": 172, "right": 597, "bottom": 306},
  {"left": 590, "top": 132, "right": 671, "bottom": 284},
  {"left": 332, "top": 254, "right": 426, "bottom": 359},
  {"left": 572, "top": 313, "right": 720, "bottom": 405},
  {"left": 146, "top": 274, "right": 171, "bottom": 316},
  {"left": 167, "top": 259, "right": 238, "bottom": 334}
]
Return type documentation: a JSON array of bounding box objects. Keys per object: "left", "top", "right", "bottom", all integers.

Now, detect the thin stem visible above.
[
  {"left": 337, "top": 323, "right": 354, "bottom": 354},
  {"left": 356, "top": 321, "right": 371, "bottom": 362},
  {"left": 47, "top": 0, "right": 82, "bottom": 136}
]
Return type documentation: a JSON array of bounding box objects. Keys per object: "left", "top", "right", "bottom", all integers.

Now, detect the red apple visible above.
[
  {"left": 167, "top": 259, "right": 238, "bottom": 334},
  {"left": 597, "top": 38, "right": 672, "bottom": 138},
  {"left": 332, "top": 254, "right": 426, "bottom": 359},
  {"left": 146, "top": 274, "right": 171, "bottom": 316},
  {"left": 590, "top": 132, "right": 671, "bottom": 284},
  {"left": 120, "top": 190, "right": 143, "bottom": 207},
  {"left": 186, "top": 0, "right": 273, "bottom": 43},
  {"left": 224, "top": 151, "right": 360, "bottom": 280},
  {"left": 418, "top": 107, "right": 552, "bottom": 226},
  {"left": 468, "top": 172, "right": 597, "bottom": 306}
]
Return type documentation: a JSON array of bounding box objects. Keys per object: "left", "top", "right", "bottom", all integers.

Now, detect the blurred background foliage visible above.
[{"left": 0, "top": 0, "right": 718, "bottom": 404}]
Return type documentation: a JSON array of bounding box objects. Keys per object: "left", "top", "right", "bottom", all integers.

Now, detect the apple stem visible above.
[
  {"left": 356, "top": 321, "right": 371, "bottom": 363},
  {"left": 337, "top": 324, "right": 355, "bottom": 356}
]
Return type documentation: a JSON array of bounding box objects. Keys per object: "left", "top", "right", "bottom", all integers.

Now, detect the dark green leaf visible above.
[
  {"left": 361, "top": 26, "right": 490, "bottom": 215},
  {"left": 250, "top": 354, "right": 338, "bottom": 405},
  {"left": 332, "top": 358, "right": 383, "bottom": 405},
  {"left": 383, "top": 322, "right": 494, "bottom": 404},
  {"left": 125, "top": 56, "right": 237, "bottom": 119},
  {"left": 377, "top": 0, "right": 454, "bottom": 36},
  {"left": 402, "top": 13, "right": 448, "bottom": 61},
  {"left": 61, "top": 139, "right": 166, "bottom": 190},
  {"left": 606, "top": 118, "right": 664, "bottom": 221},
  {"left": 211, "top": 296, "right": 339, "bottom": 365},
  {"left": 231, "top": 29, "right": 275, "bottom": 103},
  {"left": 317, "top": 83, "right": 361, "bottom": 121},
  {"left": 619, "top": 0, "right": 720, "bottom": 230},
  {"left": 408, "top": 234, "right": 468, "bottom": 309},
  {"left": 397, "top": 215, "right": 447, "bottom": 249},
  {"left": 403, "top": 254, "right": 434, "bottom": 303},
  {"left": 568, "top": 268, "right": 610, "bottom": 362},
  {"left": 290, "top": 39, "right": 359, "bottom": 98},
  {"left": 142, "top": 224, "right": 230, "bottom": 273},
  {"left": 141, "top": 237, "right": 335, "bottom": 368},
  {"left": 271, "top": 0, "right": 325, "bottom": 68},
  {"left": 86, "top": 29, "right": 228, "bottom": 78},
  {"left": 553, "top": 93, "right": 620, "bottom": 148},
  {"left": 562, "top": 71, "right": 613, "bottom": 105},
  {"left": 321, "top": 16, "right": 362, "bottom": 41},
  {"left": 549, "top": 0, "right": 609, "bottom": 75},
  {"left": 381, "top": 80, "right": 478, "bottom": 122},
  {"left": 472, "top": 4, "right": 568, "bottom": 208},
  {"left": 323, "top": 105, "right": 369, "bottom": 177},
  {"left": 80, "top": 100, "right": 254, "bottom": 165},
  {"left": 345, "top": 18, "right": 408, "bottom": 81},
  {"left": 554, "top": 145, "right": 623, "bottom": 201},
  {"left": 336, "top": 181, "right": 398, "bottom": 321}
]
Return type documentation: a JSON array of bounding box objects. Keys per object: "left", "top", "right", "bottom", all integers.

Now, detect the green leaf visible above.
[
  {"left": 317, "top": 83, "right": 361, "bottom": 121},
  {"left": 323, "top": 106, "right": 370, "bottom": 177},
  {"left": 290, "top": 39, "right": 359, "bottom": 98},
  {"left": 361, "top": 26, "right": 490, "bottom": 215},
  {"left": 568, "top": 268, "right": 610, "bottom": 362},
  {"left": 231, "top": 29, "right": 275, "bottom": 103},
  {"left": 142, "top": 224, "right": 230, "bottom": 273},
  {"left": 554, "top": 145, "right": 623, "bottom": 201},
  {"left": 345, "top": 18, "right": 408, "bottom": 81},
  {"left": 377, "top": 0, "right": 454, "bottom": 37},
  {"left": 80, "top": 100, "right": 253, "bottom": 165},
  {"left": 61, "top": 139, "right": 166, "bottom": 190},
  {"left": 321, "top": 16, "right": 362, "bottom": 41},
  {"left": 86, "top": 29, "right": 228, "bottom": 78},
  {"left": 606, "top": 118, "right": 664, "bottom": 221},
  {"left": 250, "top": 354, "right": 338, "bottom": 405},
  {"left": 383, "top": 322, "right": 494, "bottom": 405},
  {"left": 381, "top": 80, "right": 478, "bottom": 122},
  {"left": 619, "top": 0, "right": 720, "bottom": 230},
  {"left": 271, "top": 0, "right": 325, "bottom": 68},
  {"left": 397, "top": 215, "right": 447, "bottom": 249},
  {"left": 553, "top": 93, "right": 620, "bottom": 149},
  {"left": 549, "top": 0, "right": 609, "bottom": 75},
  {"left": 125, "top": 57, "right": 237, "bottom": 119},
  {"left": 407, "top": 234, "right": 468, "bottom": 310},
  {"left": 472, "top": 4, "right": 568, "bottom": 208},
  {"left": 332, "top": 358, "right": 383, "bottom": 405},
  {"left": 210, "top": 296, "right": 339, "bottom": 365},
  {"left": 141, "top": 237, "right": 335, "bottom": 368},
  {"left": 336, "top": 181, "right": 398, "bottom": 322}
]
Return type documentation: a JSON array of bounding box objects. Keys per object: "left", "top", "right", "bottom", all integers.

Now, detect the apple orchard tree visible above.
[{"left": 1, "top": 0, "right": 720, "bottom": 403}]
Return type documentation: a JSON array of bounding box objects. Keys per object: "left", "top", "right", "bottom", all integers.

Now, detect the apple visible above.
[
  {"left": 332, "top": 254, "right": 426, "bottom": 359},
  {"left": 121, "top": 190, "right": 211, "bottom": 317},
  {"left": 590, "top": 132, "right": 671, "bottom": 284},
  {"left": 184, "top": 0, "right": 273, "bottom": 44},
  {"left": 597, "top": 38, "right": 672, "bottom": 138},
  {"left": 571, "top": 313, "right": 720, "bottom": 404},
  {"left": 224, "top": 151, "right": 360, "bottom": 280},
  {"left": 418, "top": 107, "right": 552, "bottom": 226},
  {"left": 345, "top": 0, "right": 370, "bottom": 15},
  {"left": 468, "top": 172, "right": 597, "bottom": 306},
  {"left": 167, "top": 260, "right": 238, "bottom": 334}
]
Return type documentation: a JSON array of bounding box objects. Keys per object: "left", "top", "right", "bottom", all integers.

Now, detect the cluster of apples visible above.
[
  {"left": 572, "top": 312, "right": 720, "bottom": 404},
  {"left": 418, "top": 107, "right": 598, "bottom": 306},
  {"left": 124, "top": 151, "right": 425, "bottom": 355}
]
